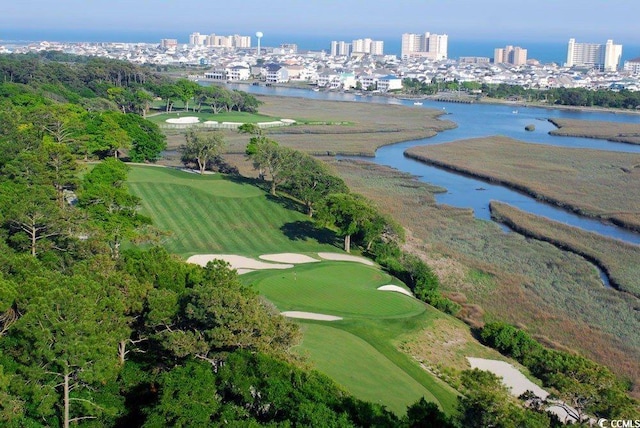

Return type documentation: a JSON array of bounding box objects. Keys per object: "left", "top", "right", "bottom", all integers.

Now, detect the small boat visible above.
[
  {"left": 512, "top": 110, "right": 518, "bottom": 114},
  {"left": 312, "top": 88, "right": 320, "bottom": 92},
  {"left": 413, "top": 101, "right": 423, "bottom": 106}
]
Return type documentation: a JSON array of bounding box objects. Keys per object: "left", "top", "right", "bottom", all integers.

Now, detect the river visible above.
[{"left": 225, "top": 83, "right": 640, "bottom": 248}]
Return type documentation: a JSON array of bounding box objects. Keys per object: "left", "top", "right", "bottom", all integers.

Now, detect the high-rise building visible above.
[
  {"left": 351, "top": 38, "right": 384, "bottom": 55},
  {"left": 494, "top": 45, "right": 528, "bottom": 66},
  {"left": 330, "top": 41, "right": 351, "bottom": 56},
  {"left": 401, "top": 32, "right": 447, "bottom": 60},
  {"left": 332, "top": 38, "right": 382, "bottom": 56},
  {"left": 189, "top": 32, "right": 206, "bottom": 46},
  {"left": 566, "top": 38, "right": 622, "bottom": 71}
]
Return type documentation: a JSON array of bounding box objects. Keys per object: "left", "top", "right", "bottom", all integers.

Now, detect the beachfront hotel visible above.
[
  {"left": 566, "top": 38, "right": 622, "bottom": 71},
  {"left": 401, "top": 32, "right": 448, "bottom": 60},
  {"left": 189, "top": 32, "right": 251, "bottom": 48}
]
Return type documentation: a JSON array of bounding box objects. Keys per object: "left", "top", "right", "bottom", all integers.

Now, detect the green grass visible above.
[
  {"left": 248, "top": 263, "right": 424, "bottom": 318},
  {"left": 147, "top": 110, "right": 280, "bottom": 124},
  {"left": 245, "top": 263, "right": 459, "bottom": 415},
  {"left": 298, "top": 323, "right": 443, "bottom": 415},
  {"left": 126, "top": 164, "right": 460, "bottom": 415},
  {"left": 126, "top": 165, "right": 339, "bottom": 257}
]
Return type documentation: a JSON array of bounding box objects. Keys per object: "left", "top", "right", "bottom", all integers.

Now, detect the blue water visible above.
[
  {"left": 224, "top": 83, "right": 640, "bottom": 246},
  {"left": 2, "top": 30, "right": 639, "bottom": 64}
]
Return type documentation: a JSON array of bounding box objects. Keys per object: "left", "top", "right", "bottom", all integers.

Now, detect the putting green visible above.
[
  {"left": 251, "top": 263, "right": 424, "bottom": 318},
  {"left": 298, "top": 323, "right": 440, "bottom": 415}
]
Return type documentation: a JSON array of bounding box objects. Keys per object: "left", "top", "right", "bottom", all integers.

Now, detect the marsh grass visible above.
[
  {"left": 490, "top": 201, "right": 640, "bottom": 298},
  {"left": 406, "top": 136, "right": 640, "bottom": 231},
  {"left": 327, "top": 158, "right": 640, "bottom": 396},
  {"left": 549, "top": 118, "right": 640, "bottom": 145}
]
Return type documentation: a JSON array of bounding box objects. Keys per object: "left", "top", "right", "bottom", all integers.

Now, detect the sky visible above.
[{"left": 2, "top": 0, "right": 639, "bottom": 46}]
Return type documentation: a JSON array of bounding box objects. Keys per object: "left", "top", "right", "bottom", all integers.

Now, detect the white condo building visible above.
[
  {"left": 331, "top": 38, "right": 383, "bottom": 56},
  {"left": 566, "top": 38, "right": 622, "bottom": 71},
  {"left": 190, "top": 32, "right": 251, "bottom": 48},
  {"left": 494, "top": 45, "right": 527, "bottom": 66},
  {"left": 330, "top": 40, "right": 351, "bottom": 56},
  {"left": 401, "top": 32, "right": 448, "bottom": 60}
]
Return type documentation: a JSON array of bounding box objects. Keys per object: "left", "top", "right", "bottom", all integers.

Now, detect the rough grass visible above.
[
  {"left": 406, "top": 136, "right": 640, "bottom": 231},
  {"left": 327, "top": 158, "right": 640, "bottom": 397},
  {"left": 490, "top": 201, "right": 640, "bottom": 298},
  {"left": 126, "top": 165, "right": 339, "bottom": 257},
  {"left": 549, "top": 118, "right": 640, "bottom": 145}
]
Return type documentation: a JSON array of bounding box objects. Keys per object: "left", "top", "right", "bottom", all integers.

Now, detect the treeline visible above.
[
  {"left": 481, "top": 322, "right": 640, "bottom": 421},
  {"left": 0, "top": 52, "right": 261, "bottom": 116},
  {"left": 402, "top": 77, "right": 640, "bottom": 110},
  {"left": 480, "top": 83, "right": 640, "bottom": 109}
]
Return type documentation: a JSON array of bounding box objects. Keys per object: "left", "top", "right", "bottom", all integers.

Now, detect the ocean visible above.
[{"left": 1, "top": 29, "right": 638, "bottom": 65}]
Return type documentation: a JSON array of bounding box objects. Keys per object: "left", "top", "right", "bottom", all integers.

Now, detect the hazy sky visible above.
[{"left": 2, "top": 0, "right": 639, "bottom": 43}]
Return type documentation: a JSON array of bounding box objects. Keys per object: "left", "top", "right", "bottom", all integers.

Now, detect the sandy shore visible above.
[
  {"left": 377, "top": 285, "right": 413, "bottom": 297},
  {"left": 317, "top": 252, "right": 375, "bottom": 265},
  {"left": 281, "top": 311, "right": 343, "bottom": 321}
]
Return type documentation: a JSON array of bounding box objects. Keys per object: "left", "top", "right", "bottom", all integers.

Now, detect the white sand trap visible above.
[
  {"left": 166, "top": 116, "right": 200, "bottom": 124},
  {"left": 317, "top": 252, "right": 375, "bottom": 266},
  {"left": 467, "top": 357, "right": 579, "bottom": 423},
  {"left": 281, "top": 311, "right": 343, "bottom": 321},
  {"left": 377, "top": 285, "right": 413, "bottom": 297},
  {"left": 186, "top": 254, "right": 293, "bottom": 272},
  {"left": 259, "top": 253, "right": 320, "bottom": 264}
]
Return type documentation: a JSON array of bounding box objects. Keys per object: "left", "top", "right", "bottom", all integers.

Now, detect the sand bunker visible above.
[
  {"left": 317, "top": 252, "right": 375, "bottom": 266},
  {"left": 166, "top": 116, "right": 200, "bottom": 124},
  {"left": 259, "top": 253, "right": 320, "bottom": 264},
  {"left": 377, "top": 285, "right": 413, "bottom": 297},
  {"left": 281, "top": 311, "right": 343, "bottom": 321},
  {"left": 467, "top": 357, "right": 579, "bottom": 422},
  {"left": 186, "top": 254, "right": 293, "bottom": 272}
]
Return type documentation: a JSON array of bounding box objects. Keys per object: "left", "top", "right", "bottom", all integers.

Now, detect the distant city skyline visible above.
[{"left": 2, "top": 0, "right": 639, "bottom": 44}]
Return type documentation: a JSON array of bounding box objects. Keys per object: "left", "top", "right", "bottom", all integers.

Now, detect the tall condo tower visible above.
[
  {"left": 566, "top": 38, "right": 622, "bottom": 71},
  {"left": 401, "top": 32, "right": 448, "bottom": 60}
]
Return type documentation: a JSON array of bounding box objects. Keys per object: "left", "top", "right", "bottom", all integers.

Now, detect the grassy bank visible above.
[
  {"left": 490, "top": 201, "right": 640, "bottom": 298},
  {"left": 405, "top": 136, "right": 640, "bottom": 231},
  {"left": 327, "top": 158, "right": 640, "bottom": 397},
  {"left": 549, "top": 118, "right": 640, "bottom": 145}
]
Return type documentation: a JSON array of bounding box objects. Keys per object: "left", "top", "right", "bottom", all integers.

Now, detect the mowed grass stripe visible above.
[
  {"left": 127, "top": 166, "right": 337, "bottom": 257},
  {"left": 298, "top": 323, "right": 439, "bottom": 416}
]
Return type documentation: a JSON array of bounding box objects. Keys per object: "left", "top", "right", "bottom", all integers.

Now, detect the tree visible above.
[
  {"left": 115, "top": 113, "right": 166, "bottom": 163},
  {"left": 284, "top": 152, "right": 348, "bottom": 217},
  {"left": 316, "top": 193, "right": 377, "bottom": 253},
  {"left": 6, "top": 273, "right": 128, "bottom": 427},
  {"left": 78, "top": 158, "right": 151, "bottom": 258},
  {"left": 180, "top": 128, "right": 225, "bottom": 174},
  {"left": 174, "top": 79, "right": 200, "bottom": 112},
  {"left": 246, "top": 138, "right": 297, "bottom": 195}
]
